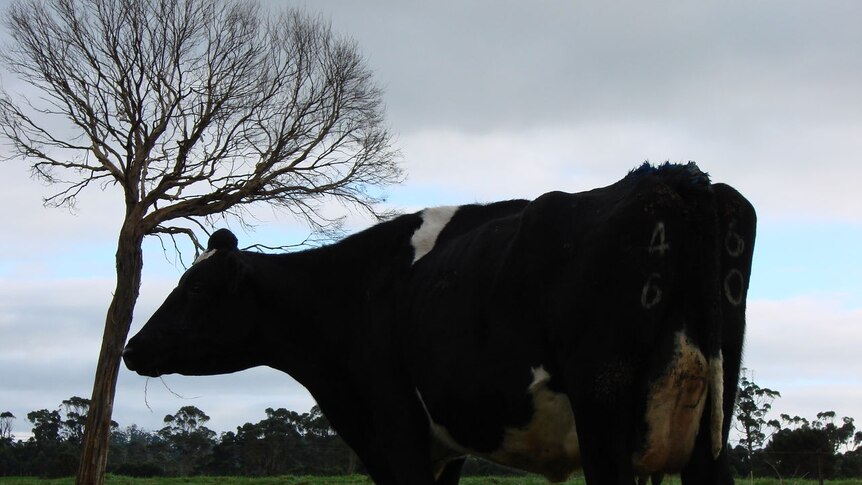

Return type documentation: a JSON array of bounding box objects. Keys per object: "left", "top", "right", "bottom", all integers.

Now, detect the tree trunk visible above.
[{"left": 77, "top": 223, "right": 144, "bottom": 485}]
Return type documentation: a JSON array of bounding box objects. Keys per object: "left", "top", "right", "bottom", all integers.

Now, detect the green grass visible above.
[{"left": 0, "top": 477, "right": 860, "bottom": 485}]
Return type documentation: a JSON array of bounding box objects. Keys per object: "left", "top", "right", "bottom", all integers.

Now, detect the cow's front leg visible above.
[
  {"left": 363, "top": 386, "right": 441, "bottom": 484},
  {"left": 348, "top": 352, "right": 441, "bottom": 485},
  {"left": 311, "top": 382, "right": 403, "bottom": 484}
]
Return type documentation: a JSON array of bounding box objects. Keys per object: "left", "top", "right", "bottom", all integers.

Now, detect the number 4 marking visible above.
[{"left": 649, "top": 222, "right": 670, "bottom": 256}]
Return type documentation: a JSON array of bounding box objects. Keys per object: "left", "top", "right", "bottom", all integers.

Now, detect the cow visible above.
[{"left": 123, "top": 162, "right": 756, "bottom": 485}]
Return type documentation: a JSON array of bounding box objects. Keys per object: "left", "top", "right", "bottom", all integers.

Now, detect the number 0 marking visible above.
[{"left": 724, "top": 269, "right": 744, "bottom": 306}]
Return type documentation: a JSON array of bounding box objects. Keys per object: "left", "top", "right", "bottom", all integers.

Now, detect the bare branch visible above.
[
  {"left": 243, "top": 232, "right": 328, "bottom": 253},
  {"left": 151, "top": 224, "right": 204, "bottom": 269},
  {"left": 2, "top": 0, "right": 401, "bottom": 232}
]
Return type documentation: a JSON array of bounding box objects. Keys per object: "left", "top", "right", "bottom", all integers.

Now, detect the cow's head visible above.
[{"left": 123, "top": 229, "right": 262, "bottom": 377}]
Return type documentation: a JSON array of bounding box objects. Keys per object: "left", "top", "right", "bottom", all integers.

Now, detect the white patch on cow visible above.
[
  {"left": 484, "top": 366, "right": 581, "bottom": 483},
  {"left": 529, "top": 365, "right": 551, "bottom": 391},
  {"left": 411, "top": 206, "right": 458, "bottom": 264},
  {"left": 418, "top": 368, "right": 580, "bottom": 483},
  {"left": 634, "top": 332, "right": 709, "bottom": 475},
  {"left": 709, "top": 353, "right": 725, "bottom": 459},
  {"left": 193, "top": 249, "right": 217, "bottom": 265}
]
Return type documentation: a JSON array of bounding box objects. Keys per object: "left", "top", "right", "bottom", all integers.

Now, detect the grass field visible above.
[{"left": 1, "top": 477, "right": 861, "bottom": 485}]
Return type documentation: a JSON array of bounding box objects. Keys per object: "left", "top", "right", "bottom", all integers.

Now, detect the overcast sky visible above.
[{"left": 1, "top": 0, "right": 861, "bottom": 447}]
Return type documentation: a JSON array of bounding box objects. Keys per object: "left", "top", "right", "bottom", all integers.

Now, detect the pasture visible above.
[{"left": 1, "top": 477, "right": 860, "bottom": 485}]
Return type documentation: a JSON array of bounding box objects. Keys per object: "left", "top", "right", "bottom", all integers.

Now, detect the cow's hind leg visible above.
[
  {"left": 681, "top": 428, "right": 734, "bottom": 485},
  {"left": 569, "top": 359, "right": 637, "bottom": 485},
  {"left": 435, "top": 457, "right": 465, "bottom": 485},
  {"left": 575, "top": 404, "right": 637, "bottom": 485},
  {"left": 638, "top": 473, "right": 663, "bottom": 485}
]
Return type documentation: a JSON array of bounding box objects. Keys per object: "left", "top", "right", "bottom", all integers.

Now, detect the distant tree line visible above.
[
  {"left": 0, "top": 400, "right": 357, "bottom": 477},
  {"left": 2, "top": 372, "right": 861, "bottom": 478},
  {"left": 730, "top": 370, "right": 862, "bottom": 479}
]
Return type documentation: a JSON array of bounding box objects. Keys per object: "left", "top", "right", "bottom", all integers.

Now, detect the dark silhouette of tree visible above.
[
  {"left": 206, "top": 429, "right": 242, "bottom": 476},
  {"left": 19, "top": 397, "right": 114, "bottom": 477},
  {"left": 813, "top": 411, "right": 857, "bottom": 454},
  {"left": 108, "top": 424, "right": 169, "bottom": 477},
  {"left": 159, "top": 406, "right": 216, "bottom": 475},
  {"left": 733, "top": 368, "right": 780, "bottom": 479},
  {"left": 766, "top": 426, "right": 835, "bottom": 479},
  {"left": 0, "top": 0, "right": 400, "bottom": 483},
  {"left": 202, "top": 404, "right": 355, "bottom": 476},
  {"left": 302, "top": 404, "right": 338, "bottom": 439},
  {"left": 0, "top": 412, "right": 14, "bottom": 442},
  {"left": 765, "top": 410, "right": 861, "bottom": 479},
  {"left": 25, "top": 408, "right": 76, "bottom": 477},
  {"left": 26, "top": 409, "right": 62, "bottom": 446},
  {"left": 254, "top": 407, "right": 306, "bottom": 474},
  {"left": 210, "top": 407, "right": 317, "bottom": 475},
  {"left": 841, "top": 447, "right": 862, "bottom": 478},
  {"left": 779, "top": 411, "right": 859, "bottom": 453},
  {"left": 60, "top": 396, "right": 90, "bottom": 445},
  {"left": 299, "top": 405, "right": 357, "bottom": 473},
  {"left": 0, "top": 412, "right": 15, "bottom": 476}
]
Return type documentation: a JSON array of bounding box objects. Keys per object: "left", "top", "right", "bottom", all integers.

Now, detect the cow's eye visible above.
[{"left": 188, "top": 283, "right": 204, "bottom": 295}]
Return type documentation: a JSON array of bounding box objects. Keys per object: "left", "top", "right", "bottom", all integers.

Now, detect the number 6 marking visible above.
[
  {"left": 725, "top": 221, "right": 745, "bottom": 258},
  {"left": 641, "top": 272, "right": 662, "bottom": 309}
]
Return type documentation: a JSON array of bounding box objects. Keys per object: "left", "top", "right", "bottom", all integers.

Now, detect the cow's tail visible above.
[
  {"left": 701, "top": 183, "right": 726, "bottom": 461},
  {"left": 708, "top": 351, "right": 724, "bottom": 459},
  {"left": 680, "top": 164, "right": 726, "bottom": 461}
]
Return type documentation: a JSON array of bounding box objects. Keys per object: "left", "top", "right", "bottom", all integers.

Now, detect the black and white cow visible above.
[{"left": 123, "top": 162, "right": 756, "bottom": 485}]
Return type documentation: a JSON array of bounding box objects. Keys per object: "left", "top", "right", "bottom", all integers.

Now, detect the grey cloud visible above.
[{"left": 320, "top": 1, "right": 862, "bottom": 132}]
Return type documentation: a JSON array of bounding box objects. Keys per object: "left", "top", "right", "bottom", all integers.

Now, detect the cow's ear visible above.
[{"left": 207, "top": 229, "right": 239, "bottom": 251}]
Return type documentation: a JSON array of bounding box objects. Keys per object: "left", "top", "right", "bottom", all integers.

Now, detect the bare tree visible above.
[{"left": 0, "top": 1, "right": 401, "bottom": 483}]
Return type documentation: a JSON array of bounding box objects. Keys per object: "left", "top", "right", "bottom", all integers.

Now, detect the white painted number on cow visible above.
[
  {"left": 642, "top": 221, "right": 668, "bottom": 309},
  {"left": 724, "top": 220, "right": 745, "bottom": 306},
  {"left": 641, "top": 272, "right": 662, "bottom": 309},
  {"left": 724, "top": 268, "right": 744, "bottom": 306},
  {"left": 724, "top": 221, "right": 744, "bottom": 258},
  {"left": 648, "top": 222, "right": 670, "bottom": 256}
]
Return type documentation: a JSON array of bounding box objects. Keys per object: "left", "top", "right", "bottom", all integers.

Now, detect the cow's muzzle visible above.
[{"left": 122, "top": 345, "right": 160, "bottom": 377}]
